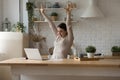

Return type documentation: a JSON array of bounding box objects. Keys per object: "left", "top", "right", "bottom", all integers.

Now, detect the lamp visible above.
[
  {"left": 1, "top": 18, "right": 11, "bottom": 31},
  {"left": 81, "top": 0, "right": 104, "bottom": 18}
]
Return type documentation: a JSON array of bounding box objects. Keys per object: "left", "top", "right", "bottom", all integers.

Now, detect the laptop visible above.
[{"left": 24, "top": 48, "right": 42, "bottom": 60}]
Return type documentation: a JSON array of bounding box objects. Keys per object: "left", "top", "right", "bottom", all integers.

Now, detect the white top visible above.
[{"left": 51, "top": 35, "right": 71, "bottom": 59}]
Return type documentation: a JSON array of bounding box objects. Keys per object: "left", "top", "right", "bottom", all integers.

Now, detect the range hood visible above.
[{"left": 81, "top": 0, "right": 104, "bottom": 18}]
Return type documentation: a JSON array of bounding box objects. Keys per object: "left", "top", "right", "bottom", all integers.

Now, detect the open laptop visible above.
[{"left": 24, "top": 48, "right": 42, "bottom": 60}]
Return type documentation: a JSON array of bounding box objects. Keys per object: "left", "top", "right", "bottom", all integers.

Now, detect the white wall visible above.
[
  {"left": 21, "top": 0, "right": 29, "bottom": 33},
  {"left": 38, "top": 0, "right": 120, "bottom": 56},
  {"left": 0, "top": 0, "right": 3, "bottom": 30},
  {"left": 2, "top": 0, "right": 19, "bottom": 24}
]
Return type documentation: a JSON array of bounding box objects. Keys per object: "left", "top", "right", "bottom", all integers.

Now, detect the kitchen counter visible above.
[
  {"left": 0, "top": 57, "right": 120, "bottom": 67},
  {"left": 0, "top": 57, "right": 120, "bottom": 80}
]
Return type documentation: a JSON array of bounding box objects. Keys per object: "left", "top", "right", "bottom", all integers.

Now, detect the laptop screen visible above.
[{"left": 24, "top": 48, "right": 42, "bottom": 60}]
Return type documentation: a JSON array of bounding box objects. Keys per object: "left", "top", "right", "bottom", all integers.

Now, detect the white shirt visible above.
[{"left": 51, "top": 35, "right": 71, "bottom": 59}]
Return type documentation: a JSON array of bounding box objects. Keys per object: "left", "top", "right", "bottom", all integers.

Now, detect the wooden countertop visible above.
[{"left": 0, "top": 57, "right": 120, "bottom": 67}]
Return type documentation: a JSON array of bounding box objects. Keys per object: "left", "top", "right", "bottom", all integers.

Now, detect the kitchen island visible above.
[{"left": 0, "top": 57, "right": 120, "bottom": 80}]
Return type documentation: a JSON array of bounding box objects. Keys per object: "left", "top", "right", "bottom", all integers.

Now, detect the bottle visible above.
[{"left": 71, "top": 43, "right": 77, "bottom": 57}]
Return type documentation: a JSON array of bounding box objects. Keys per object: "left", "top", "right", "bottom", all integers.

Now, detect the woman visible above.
[{"left": 40, "top": 4, "right": 74, "bottom": 59}]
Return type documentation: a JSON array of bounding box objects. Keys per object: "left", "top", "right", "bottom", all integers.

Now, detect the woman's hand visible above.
[
  {"left": 65, "top": 3, "right": 72, "bottom": 14},
  {"left": 40, "top": 4, "right": 45, "bottom": 14}
]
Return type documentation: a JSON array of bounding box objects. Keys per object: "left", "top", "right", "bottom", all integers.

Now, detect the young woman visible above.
[{"left": 40, "top": 4, "right": 74, "bottom": 59}]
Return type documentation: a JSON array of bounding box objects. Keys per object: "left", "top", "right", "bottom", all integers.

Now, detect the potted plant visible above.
[
  {"left": 12, "top": 22, "right": 26, "bottom": 33},
  {"left": 111, "top": 46, "right": 120, "bottom": 56},
  {"left": 31, "top": 34, "right": 46, "bottom": 42},
  {"left": 50, "top": 12, "right": 58, "bottom": 21},
  {"left": 85, "top": 45, "right": 96, "bottom": 58},
  {"left": 52, "top": 2, "right": 60, "bottom": 8},
  {"left": 31, "top": 34, "right": 46, "bottom": 49}
]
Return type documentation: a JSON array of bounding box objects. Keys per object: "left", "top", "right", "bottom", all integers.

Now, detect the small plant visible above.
[
  {"left": 111, "top": 46, "right": 120, "bottom": 52},
  {"left": 85, "top": 46, "right": 96, "bottom": 53},
  {"left": 50, "top": 12, "right": 58, "bottom": 16},
  {"left": 50, "top": 12, "right": 58, "bottom": 21},
  {"left": 111, "top": 46, "right": 120, "bottom": 56},
  {"left": 12, "top": 22, "right": 26, "bottom": 33}
]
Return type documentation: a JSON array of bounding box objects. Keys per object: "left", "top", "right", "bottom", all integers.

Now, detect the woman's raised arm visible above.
[
  {"left": 40, "top": 5, "right": 57, "bottom": 37},
  {"left": 65, "top": 4, "right": 74, "bottom": 45}
]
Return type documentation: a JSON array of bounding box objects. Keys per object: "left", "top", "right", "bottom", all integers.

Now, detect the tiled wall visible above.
[{"left": 35, "top": 0, "right": 120, "bottom": 56}]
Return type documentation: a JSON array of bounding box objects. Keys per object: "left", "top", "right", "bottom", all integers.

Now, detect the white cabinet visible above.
[{"left": 0, "top": 32, "right": 23, "bottom": 59}]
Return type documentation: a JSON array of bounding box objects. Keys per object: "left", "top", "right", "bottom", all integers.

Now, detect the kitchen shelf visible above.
[
  {"left": 34, "top": 8, "right": 77, "bottom": 11},
  {"left": 33, "top": 1, "right": 78, "bottom": 24},
  {"left": 34, "top": 20, "right": 78, "bottom": 23}
]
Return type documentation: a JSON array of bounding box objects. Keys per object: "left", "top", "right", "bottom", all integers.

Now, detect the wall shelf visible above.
[
  {"left": 34, "top": 20, "right": 78, "bottom": 23},
  {"left": 34, "top": 8, "right": 77, "bottom": 11}
]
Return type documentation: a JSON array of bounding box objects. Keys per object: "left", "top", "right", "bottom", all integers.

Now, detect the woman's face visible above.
[{"left": 57, "top": 27, "right": 67, "bottom": 37}]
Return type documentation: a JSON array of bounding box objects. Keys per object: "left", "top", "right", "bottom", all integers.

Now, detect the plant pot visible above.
[
  {"left": 32, "top": 42, "right": 40, "bottom": 49},
  {"left": 87, "top": 53, "right": 94, "bottom": 58},
  {"left": 112, "top": 52, "right": 120, "bottom": 56},
  {"left": 51, "top": 16, "right": 57, "bottom": 21}
]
